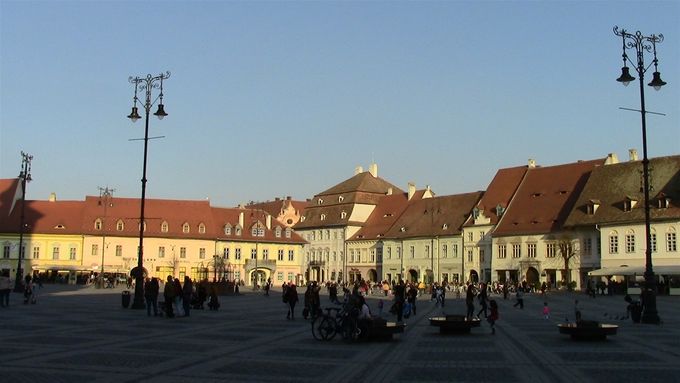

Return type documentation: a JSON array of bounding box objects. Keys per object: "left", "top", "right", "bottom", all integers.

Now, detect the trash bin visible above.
[{"left": 122, "top": 290, "right": 131, "bottom": 308}]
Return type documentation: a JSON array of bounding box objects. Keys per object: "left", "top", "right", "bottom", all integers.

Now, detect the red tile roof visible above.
[
  {"left": 348, "top": 192, "right": 414, "bottom": 240},
  {"left": 464, "top": 166, "right": 527, "bottom": 227},
  {"left": 493, "top": 159, "right": 604, "bottom": 236}
]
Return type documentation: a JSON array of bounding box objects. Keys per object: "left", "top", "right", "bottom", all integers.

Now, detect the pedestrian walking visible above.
[
  {"left": 0, "top": 270, "right": 11, "bottom": 307},
  {"left": 513, "top": 288, "right": 524, "bottom": 309},
  {"left": 285, "top": 283, "right": 299, "bottom": 320},
  {"left": 144, "top": 277, "right": 159, "bottom": 317},
  {"left": 465, "top": 284, "right": 476, "bottom": 319},
  {"left": 488, "top": 299, "right": 499, "bottom": 334},
  {"left": 407, "top": 285, "right": 418, "bottom": 315},
  {"left": 543, "top": 301, "right": 551, "bottom": 320},
  {"left": 477, "top": 283, "right": 488, "bottom": 318},
  {"left": 182, "top": 276, "right": 193, "bottom": 317},
  {"left": 393, "top": 280, "right": 406, "bottom": 322}
]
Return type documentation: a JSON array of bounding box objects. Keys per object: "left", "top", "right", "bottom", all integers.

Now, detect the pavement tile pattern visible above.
[{"left": 1, "top": 285, "right": 679, "bottom": 382}]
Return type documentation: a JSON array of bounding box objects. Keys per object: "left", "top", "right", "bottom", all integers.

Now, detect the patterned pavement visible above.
[{"left": 1, "top": 284, "right": 679, "bottom": 383}]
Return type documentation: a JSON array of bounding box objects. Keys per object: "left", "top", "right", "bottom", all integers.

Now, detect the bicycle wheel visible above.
[{"left": 313, "top": 315, "right": 337, "bottom": 341}]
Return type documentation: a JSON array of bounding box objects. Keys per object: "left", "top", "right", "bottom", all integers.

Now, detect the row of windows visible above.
[
  {"left": 608, "top": 232, "right": 677, "bottom": 254},
  {"left": 222, "top": 247, "right": 295, "bottom": 261},
  {"left": 497, "top": 242, "right": 561, "bottom": 259},
  {"left": 94, "top": 219, "right": 292, "bottom": 239},
  {"left": 2, "top": 245, "right": 78, "bottom": 261},
  {"left": 305, "top": 229, "right": 341, "bottom": 241}
]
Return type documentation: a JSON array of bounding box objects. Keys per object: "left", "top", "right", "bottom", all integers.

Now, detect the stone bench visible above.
[
  {"left": 558, "top": 321, "right": 618, "bottom": 340},
  {"left": 429, "top": 315, "right": 481, "bottom": 334}
]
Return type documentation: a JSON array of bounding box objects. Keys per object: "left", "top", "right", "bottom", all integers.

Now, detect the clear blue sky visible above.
[{"left": 1, "top": 1, "right": 679, "bottom": 207}]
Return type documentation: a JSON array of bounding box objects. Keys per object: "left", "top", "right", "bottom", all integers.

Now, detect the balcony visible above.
[{"left": 309, "top": 260, "right": 325, "bottom": 267}]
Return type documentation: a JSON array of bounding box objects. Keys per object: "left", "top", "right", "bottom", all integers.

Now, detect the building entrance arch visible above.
[
  {"left": 526, "top": 267, "right": 539, "bottom": 285},
  {"left": 469, "top": 270, "right": 479, "bottom": 283},
  {"left": 408, "top": 269, "right": 418, "bottom": 283}
]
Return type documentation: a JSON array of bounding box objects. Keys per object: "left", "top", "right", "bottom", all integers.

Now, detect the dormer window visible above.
[
  {"left": 139, "top": 221, "right": 146, "bottom": 232},
  {"left": 623, "top": 197, "right": 638, "bottom": 212},
  {"left": 224, "top": 224, "right": 232, "bottom": 235},
  {"left": 275, "top": 227, "right": 282, "bottom": 238},
  {"left": 320, "top": 214, "right": 326, "bottom": 221},
  {"left": 235, "top": 226, "right": 242, "bottom": 236},
  {"left": 472, "top": 207, "right": 480, "bottom": 219},
  {"left": 400, "top": 227, "right": 406, "bottom": 232},
  {"left": 318, "top": 198, "right": 323, "bottom": 205},
  {"left": 116, "top": 220, "right": 124, "bottom": 231},
  {"left": 495, "top": 204, "right": 505, "bottom": 217},
  {"left": 198, "top": 223, "right": 206, "bottom": 234},
  {"left": 587, "top": 199, "right": 601, "bottom": 215},
  {"left": 285, "top": 228, "right": 292, "bottom": 238},
  {"left": 442, "top": 224, "right": 448, "bottom": 230},
  {"left": 55, "top": 224, "right": 66, "bottom": 230},
  {"left": 94, "top": 219, "right": 102, "bottom": 230},
  {"left": 341, "top": 211, "right": 347, "bottom": 219},
  {"left": 657, "top": 196, "right": 670, "bottom": 209},
  {"left": 338, "top": 196, "right": 344, "bottom": 203},
  {"left": 182, "top": 222, "right": 190, "bottom": 233},
  {"left": 161, "top": 221, "right": 169, "bottom": 233}
]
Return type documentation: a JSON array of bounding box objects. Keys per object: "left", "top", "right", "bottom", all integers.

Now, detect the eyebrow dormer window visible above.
[
  {"left": 320, "top": 214, "right": 326, "bottom": 221},
  {"left": 182, "top": 222, "right": 190, "bottom": 233},
  {"left": 116, "top": 220, "right": 124, "bottom": 231},
  {"left": 318, "top": 199, "right": 323, "bottom": 205},
  {"left": 338, "top": 196, "right": 344, "bottom": 203},
  {"left": 198, "top": 223, "right": 206, "bottom": 234},
  {"left": 341, "top": 211, "right": 347, "bottom": 219},
  {"left": 224, "top": 225, "right": 232, "bottom": 235},
  {"left": 94, "top": 219, "right": 102, "bottom": 230},
  {"left": 161, "top": 221, "right": 169, "bottom": 233}
]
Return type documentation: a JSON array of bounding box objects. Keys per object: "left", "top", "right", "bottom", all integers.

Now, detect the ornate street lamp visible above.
[
  {"left": 13, "top": 151, "right": 33, "bottom": 293},
  {"left": 614, "top": 26, "right": 666, "bottom": 324},
  {"left": 127, "top": 72, "right": 170, "bottom": 309}
]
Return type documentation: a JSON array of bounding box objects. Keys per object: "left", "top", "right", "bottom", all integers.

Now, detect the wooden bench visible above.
[
  {"left": 429, "top": 315, "right": 481, "bottom": 334},
  {"left": 558, "top": 321, "right": 618, "bottom": 340},
  {"left": 361, "top": 320, "right": 405, "bottom": 341}
]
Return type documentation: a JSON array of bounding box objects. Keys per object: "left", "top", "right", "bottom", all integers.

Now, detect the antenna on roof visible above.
[{"left": 619, "top": 107, "right": 666, "bottom": 116}]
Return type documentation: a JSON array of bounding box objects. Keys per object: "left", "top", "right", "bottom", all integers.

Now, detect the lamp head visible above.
[
  {"left": 127, "top": 106, "right": 141, "bottom": 122},
  {"left": 648, "top": 71, "right": 667, "bottom": 90},
  {"left": 154, "top": 104, "right": 168, "bottom": 120},
  {"left": 616, "top": 66, "right": 636, "bottom": 86}
]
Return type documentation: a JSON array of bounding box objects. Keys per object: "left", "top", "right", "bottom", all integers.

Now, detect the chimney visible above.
[
  {"left": 605, "top": 153, "right": 619, "bottom": 165},
  {"left": 386, "top": 187, "right": 393, "bottom": 196},
  {"left": 266, "top": 214, "right": 272, "bottom": 230},
  {"left": 239, "top": 211, "right": 244, "bottom": 228},
  {"left": 368, "top": 163, "right": 378, "bottom": 178},
  {"left": 408, "top": 182, "right": 416, "bottom": 200},
  {"left": 275, "top": 197, "right": 280, "bottom": 201},
  {"left": 629, "top": 149, "right": 639, "bottom": 161},
  {"left": 286, "top": 196, "right": 291, "bottom": 200},
  {"left": 48, "top": 192, "right": 57, "bottom": 202},
  {"left": 354, "top": 165, "right": 363, "bottom": 175},
  {"left": 528, "top": 159, "right": 537, "bottom": 168}
]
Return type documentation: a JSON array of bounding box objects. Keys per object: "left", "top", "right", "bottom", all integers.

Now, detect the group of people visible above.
[
  {"left": 0, "top": 271, "right": 37, "bottom": 307},
  {"left": 143, "top": 276, "right": 220, "bottom": 318}
]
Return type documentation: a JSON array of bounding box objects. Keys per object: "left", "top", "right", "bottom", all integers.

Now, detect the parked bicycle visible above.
[{"left": 312, "top": 305, "right": 360, "bottom": 341}]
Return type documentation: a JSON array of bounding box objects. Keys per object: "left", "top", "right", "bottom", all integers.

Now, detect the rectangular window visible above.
[
  {"left": 235, "top": 271, "right": 241, "bottom": 281},
  {"left": 199, "top": 248, "right": 206, "bottom": 259},
  {"left": 667, "top": 232, "right": 677, "bottom": 252},
  {"left": 235, "top": 248, "right": 241, "bottom": 260},
  {"left": 387, "top": 247, "right": 391, "bottom": 260},
  {"left": 32, "top": 246, "right": 40, "bottom": 259},
  {"left": 180, "top": 247, "right": 186, "bottom": 259},
  {"left": 287, "top": 272, "right": 294, "bottom": 281},
  {"left": 527, "top": 243, "right": 536, "bottom": 258},
  {"left": 159, "top": 246, "right": 165, "bottom": 258},
  {"left": 278, "top": 249, "right": 284, "bottom": 261},
  {"left": 546, "top": 243, "right": 557, "bottom": 258},
  {"left": 512, "top": 244, "right": 521, "bottom": 258},
  {"left": 370, "top": 249, "right": 375, "bottom": 262},
  {"left": 410, "top": 246, "right": 415, "bottom": 259},
  {"left": 53, "top": 247, "right": 60, "bottom": 260},
  {"left": 288, "top": 250, "right": 294, "bottom": 261},
  {"left": 277, "top": 272, "right": 283, "bottom": 281},
  {"left": 480, "top": 249, "right": 485, "bottom": 263},
  {"left": 251, "top": 248, "right": 257, "bottom": 260},
  {"left": 425, "top": 245, "right": 430, "bottom": 259},
  {"left": 69, "top": 247, "right": 76, "bottom": 260},
  {"left": 442, "top": 244, "right": 447, "bottom": 258},
  {"left": 397, "top": 247, "right": 401, "bottom": 259},
  {"left": 2, "top": 245, "right": 9, "bottom": 259},
  {"left": 467, "top": 250, "right": 473, "bottom": 263},
  {"left": 609, "top": 235, "right": 619, "bottom": 254},
  {"left": 91, "top": 244, "right": 98, "bottom": 256},
  {"left": 350, "top": 250, "right": 355, "bottom": 263},
  {"left": 497, "top": 244, "right": 506, "bottom": 259},
  {"left": 224, "top": 247, "right": 229, "bottom": 259},
  {"left": 625, "top": 234, "right": 635, "bottom": 253},
  {"left": 453, "top": 244, "right": 458, "bottom": 258},
  {"left": 651, "top": 233, "right": 657, "bottom": 253},
  {"left": 115, "top": 245, "right": 122, "bottom": 257},
  {"left": 263, "top": 249, "right": 269, "bottom": 260},
  {"left": 467, "top": 232, "right": 473, "bottom": 242},
  {"left": 479, "top": 231, "right": 485, "bottom": 240},
  {"left": 583, "top": 238, "right": 592, "bottom": 256}
]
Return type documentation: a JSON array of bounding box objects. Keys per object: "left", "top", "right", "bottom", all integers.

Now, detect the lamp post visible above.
[
  {"left": 614, "top": 26, "right": 666, "bottom": 324},
  {"left": 97, "top": 187, "right": 114, "bottom": 288},
  {"left": 13, "top": 151, "right": 33, "bottom": 293},
  {"left": 127, "top": 72, "right": 170, "bottom": 309}
]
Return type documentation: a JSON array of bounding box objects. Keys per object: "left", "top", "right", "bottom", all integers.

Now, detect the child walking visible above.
[
  {"left": 542, "top": 302, "right": 551, "bottom": 320},
  {"left": 488, "top": 299, "right": 499, "bottom": 334}
]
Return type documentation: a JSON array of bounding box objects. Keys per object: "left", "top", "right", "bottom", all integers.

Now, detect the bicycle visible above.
[{"left": 311, "top": 305, "right": 360, "bottom": 341}]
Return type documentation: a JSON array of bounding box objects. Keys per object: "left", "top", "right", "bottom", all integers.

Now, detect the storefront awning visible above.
[{"left": 588, "top": 265, "right": 680, "bottom": 276}]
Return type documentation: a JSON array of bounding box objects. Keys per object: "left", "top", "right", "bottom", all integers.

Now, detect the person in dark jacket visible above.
[
  {"left": 163, "top": 276, "right": 176, "bottom": 318},
  {"left": 182, "top": 276, "right": 193, "bottom": 317},
  {"left": 393, "top": 280, "right": 406, "bottom": 322},
  {"left": 144, "top": 277, "right": 160, "bottom": 316},
  {"left": 286, "top": 283, "right": 299, "bottom": 320},
  {"left": 466, "top": 284, "right": 476, "bottom": 319}
]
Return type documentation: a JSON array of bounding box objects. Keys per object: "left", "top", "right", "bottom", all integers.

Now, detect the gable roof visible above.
[
  {"left": 464, "top": 166, "right": 527, "bottom": 227},
  {"left": 564, "top": 155, "right": 680, "bottom": 227},
  {"left": 493, "top": 158, "right": 604, "bottom": 236},
  {"left": 383, "top": 191, "right": 484, "bottom": 239},
  {"left": 0, "top": 178, "right": 21, "bottom": 218},
  {"left": 348, "top": 192, "right": 417, "bottom": 241},
  {"left": 318, "top": 171, "right": 403, "bottom": 196}
]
